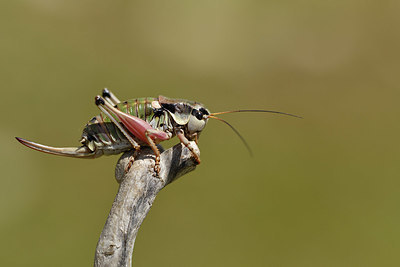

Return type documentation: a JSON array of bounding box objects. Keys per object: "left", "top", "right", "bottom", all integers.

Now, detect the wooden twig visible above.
[{"left": 94, "top": 142, "right": 200, "bottom": 267}]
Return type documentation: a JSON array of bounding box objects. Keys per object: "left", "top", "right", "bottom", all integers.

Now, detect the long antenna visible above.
[
  {"left": 208, "top": 115, "right": 253, "bottom": 157},
  {"left": 211, "top": 109, "right": 302, "bottom": 119}
]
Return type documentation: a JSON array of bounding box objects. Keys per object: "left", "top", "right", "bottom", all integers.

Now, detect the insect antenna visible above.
[
  {"left": 208, "top": 115, "right": 253, "bottom": 157},
  {"left": 210, "top": 109, "right": 302, "bottom": 118}
]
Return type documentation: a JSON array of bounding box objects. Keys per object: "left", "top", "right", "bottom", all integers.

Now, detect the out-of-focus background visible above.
[{"left": 1, "top": 1, "right": 400, "bottom": 266}]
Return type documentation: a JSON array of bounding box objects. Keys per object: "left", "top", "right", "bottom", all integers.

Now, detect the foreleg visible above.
[{"left": 176, "top": 129, "right": 201, "bottom": 164}]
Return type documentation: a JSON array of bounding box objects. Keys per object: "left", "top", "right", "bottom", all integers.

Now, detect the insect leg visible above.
[
  {"left": 176, "top": 129, "right": 201, "bottom": 164},
  {"left": 95, "top": 97, "right": 140, "bottom": 150},
  {"left": 144, "top": 129, "right": 164, "bottom": 177},
  {"left": 96, "top": 95, "right": 172, "bottom": 175},
  {"left": 96, "top": 96, "right": 141, "bottom": 173},
  {"left": 102, "top": 88, "right": 121, "bottom": 105}
]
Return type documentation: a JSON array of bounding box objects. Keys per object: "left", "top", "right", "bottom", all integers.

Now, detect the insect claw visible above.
[
  {"left": 153, "top": 155, "right": 162, "bottom": 178},
  {"left": 154, "top": 164, "right": 161, "bottom": 175},
  {"left": 124, "top": 157, "right": 135, "bottom": 174}
]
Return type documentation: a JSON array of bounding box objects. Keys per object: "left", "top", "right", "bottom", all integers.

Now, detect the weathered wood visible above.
[{"left": 94, "top": 142, "right": 200, "bottom": 267}]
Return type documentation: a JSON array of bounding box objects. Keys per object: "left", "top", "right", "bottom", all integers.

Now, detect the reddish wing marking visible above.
[{"left": 100, "top": 98, "right": 170, "bottom": 144}]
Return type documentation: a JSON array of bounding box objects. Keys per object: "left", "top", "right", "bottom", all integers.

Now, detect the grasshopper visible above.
[{"left": 16, "top": 89, "right": 300, "bottom": 175}]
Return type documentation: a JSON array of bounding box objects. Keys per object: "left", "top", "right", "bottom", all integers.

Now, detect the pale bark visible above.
[{"left": 94, "top": 142, "right": 199, "bottom": 267}]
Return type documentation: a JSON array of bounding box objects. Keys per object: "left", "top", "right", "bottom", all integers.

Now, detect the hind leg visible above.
[
  {"left": 95, "top": 96, "right": 140, "bottom": 173},
  {"left": 96, "top": 95, "right": 172, "bottom": 175},
  {"left": 102, "top": 88, "right": 121, "bottom": 106}
]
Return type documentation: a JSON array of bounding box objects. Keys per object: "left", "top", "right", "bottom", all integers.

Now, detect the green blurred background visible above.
[{"left": 1, "top": 1, "right": 400, "bottom": 266}]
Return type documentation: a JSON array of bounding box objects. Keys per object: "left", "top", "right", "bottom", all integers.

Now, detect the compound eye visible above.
[
  {"left": 191, "top": 109, "right": 203, "bottom": 120},
  {"left": 199, "top": 108, "right": 209, "bottom": 115}
]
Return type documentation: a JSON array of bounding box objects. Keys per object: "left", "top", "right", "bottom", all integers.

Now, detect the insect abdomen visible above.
[
  {"left": 82, "top": 115, "right": 131, "bottom": 155},
  {"left": 117, "top": 97, "right": 157, "bottom": 123},
  {"left": 115, "top": 97, "right": 171, "bottom": 131}
]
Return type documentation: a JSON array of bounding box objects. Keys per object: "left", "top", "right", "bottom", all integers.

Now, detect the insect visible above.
[{"left": 16, "top": 89, "right": 300, "bottom": 175}]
